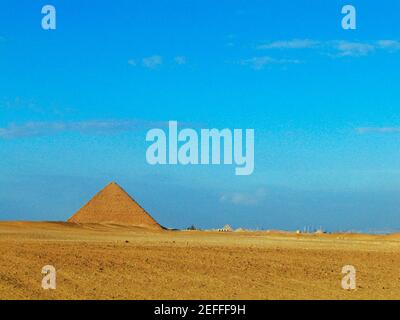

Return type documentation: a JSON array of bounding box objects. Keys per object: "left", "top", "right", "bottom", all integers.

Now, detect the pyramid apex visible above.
[{"left": 106, "top": 181, "right": 121, "bottom": 188}]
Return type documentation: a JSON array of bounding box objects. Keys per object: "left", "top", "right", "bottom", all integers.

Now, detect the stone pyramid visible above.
[{"left": 68, "top": 182, "right": 163, "bottom": 229}]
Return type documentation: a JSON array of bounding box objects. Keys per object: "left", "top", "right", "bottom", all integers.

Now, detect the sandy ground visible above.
[{"left": 1, "top": 222, "right": 400, "bottom": 300}]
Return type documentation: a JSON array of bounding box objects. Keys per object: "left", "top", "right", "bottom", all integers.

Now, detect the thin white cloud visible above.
[
  {"left": 220, "top": 188, "right": 267, "bottom": 206},
  {"left": 129, "top": 55, "right": 188, "bottom": 68},
  {"left": 226, "top": 34, "right": 236, "bottom": 47},
  {"left": 142, "top": 55, "right": 163, "bottom": 69},
  {"left": 257, "top": 39, "right": 400, "bottom": 58},
  {"left": 376, "top": 40, "right": 400, "bottom": 51},
  {"left": 334, "top": 41, "right": 375, "bottom": 57},
  {"left": 0, "top": 120, "right": 168, "bottom": 139},
  {"left": 356, "top": 127, "right": 400, "bottom": 134},
  {"left": 127, "top": 59, "right": 137, "bottom": 66},
  {"left": 174, "top": 56, "right": 187, "bottom": 65},
  {"left": 240, "top": 56, "right": 301, "bottom": 70},
  {"left": 128, "top": 55, "right": 163, "bottom": 69},
  {"left": 0, "top": 97, "right": 75, "bottom": 116},
  {"left": 257, "top": 39, "right": 319, "bottom": 50},
  {"left": 0, "top": 97, "right": 40, "bottom": 112}
]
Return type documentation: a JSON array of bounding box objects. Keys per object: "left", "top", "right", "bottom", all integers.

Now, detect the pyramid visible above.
[{"left": 68, "top": 182, "right": 163, "bottom": 230}]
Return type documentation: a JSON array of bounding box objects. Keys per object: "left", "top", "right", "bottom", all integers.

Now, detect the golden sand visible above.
[{"left": 1, "top": 222, "right": 400, "bottom": 300}]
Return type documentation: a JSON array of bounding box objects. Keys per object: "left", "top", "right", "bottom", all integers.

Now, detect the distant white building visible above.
[{"left": 218, "top": 224, "right": 233, "bottom": 232}]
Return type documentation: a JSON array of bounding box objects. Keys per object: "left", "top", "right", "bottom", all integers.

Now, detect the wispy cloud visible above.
[
  {"left": 376, "top": 40, "right": 400, "bottom": 51},
  {"left": 127, "top": 59, "right": 137, "bottom": 66},
  {"left": 257, "top": 39, "right": 319, "bottom": 50},
  {"left": 0, "top": 97, "right": 40, "bottom": 112},
  {"left": 240, "top": 56, "right": 301, "bottom": 70},
  {"left": 220, "top": 188, "right": 267, "bottom": 206},
  {"left": 174, "top": 56, "right": 187, "bottom": 65},
  {"left": 333, "top": 40, "right": 400, "bottom": 57},
  {"left": 0, "top": 97, "right": 75, "bottom": 116},
  {"left": 142, "top": 55, "right": 163, "bottom": 69},
  {"left": 225, "top": 34, "right": 236, "bottom": 47},
  {"left": 0, "top": 120, "right": 167, "bottom": 139},
  {"left": 129, "top": 55, "right": 189, "bottom": 69},
  {"left": 356, "top": 127, "right": 400, "bottom": 134},
  {"left": 257, "top": 39, "right": 400, "bottom": 58},
  {"left": 128, "top": 55, "right": 163, "bottom": 69},
  {"left": 334, "top": 41, "right": 375, "bottom": 57}
]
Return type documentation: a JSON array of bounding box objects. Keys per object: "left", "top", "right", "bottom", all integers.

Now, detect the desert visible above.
[
  {"left": 1, "top": 182, "right": 400, "bottom": 300},
  {"left": 1, "top": 221, "right": 400, "bottom": 300}
]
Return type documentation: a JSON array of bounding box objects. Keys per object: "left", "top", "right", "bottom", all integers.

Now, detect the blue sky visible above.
[{"left": 1, "top": 0, "right": 400, "bottom": 232}]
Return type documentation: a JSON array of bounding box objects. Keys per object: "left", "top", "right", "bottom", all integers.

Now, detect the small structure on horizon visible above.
[{"left": 218, "top": 224, "right": 233, "bottom": 232}]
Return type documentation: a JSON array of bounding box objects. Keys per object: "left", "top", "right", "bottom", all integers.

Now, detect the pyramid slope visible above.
[{"left": 68, "top": 182, "right": 163, "bottom": 230}]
